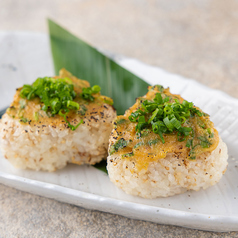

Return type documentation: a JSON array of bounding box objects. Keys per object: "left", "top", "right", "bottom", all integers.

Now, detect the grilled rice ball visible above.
[
  {"left": 0, "top": 69, "right": 116, "bottom": 171},
  {"left": 107, "top": 85, "right": 228, "bottom": 198}
]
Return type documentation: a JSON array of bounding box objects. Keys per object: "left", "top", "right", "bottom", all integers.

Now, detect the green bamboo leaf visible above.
[
  {"left": 93, "top": 160, "right": 108, "bottom": 174},
  {"left": 48, "top": 19, "right": 149, "bottom": 115},
  {"left": 0, "top": 107, "right": 7, "bottom": 119}
]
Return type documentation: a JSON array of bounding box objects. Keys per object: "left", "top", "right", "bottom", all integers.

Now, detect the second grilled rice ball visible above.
[{"left": 107, "top": 86, "right": 228, "bottom": 198}]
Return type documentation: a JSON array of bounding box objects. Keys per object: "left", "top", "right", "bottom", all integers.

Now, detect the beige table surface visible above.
[{"left": 1, "top": 0, "right": 238, "bottom": 237}]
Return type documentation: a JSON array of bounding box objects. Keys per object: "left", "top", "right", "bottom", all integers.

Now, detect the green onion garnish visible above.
[
  {"left": 128, "top": 86, "right": 204, "bottom": 144},
  {"left": 80, "top": 85, "right": 101, "bottom": 101},
  {"left": 116, "top": 118, "right": 127, "bottom": 125},
  {"left": 197, "top": 136, "right": 212, "bottom": 148},
  {"left": 20, "top": 77, "right": 81, "bottom": 130},
  {"left": 148, "top": 139, "right": 159, "bottom": 146},
  {"left": 20, "top": 117, "right": 29, "bottom": 123},
  {"left": 109, "top": 138, "right": 130, "bottom": 155},
  {"left": 134, "top": 141, "right": 144, "bottom": 148},
  {"left": 59, "top": 109, "right": 83, "bottom": 131},
  {"left": 122, "top": 152, "right": 134, "bottom": 158},
  {"left": 67, "top": 100, "right": 80, "bottom": 110},
  {"left": 19, "top": 99, "right": 26, "bottom": 109},
  {"left": 34, "top": 112, "right": 39, "bottom": 121},
  {"left": 77, "top": 104, "right": 88, "bottom": 116}
]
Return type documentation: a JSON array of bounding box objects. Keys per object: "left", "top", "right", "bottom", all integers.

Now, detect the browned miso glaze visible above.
[
  {"left": 6, "top": 69, "right": 114, "bottom": 128},
  {"left": 110, "top": 86, "right": 219, "bottom": 171}
]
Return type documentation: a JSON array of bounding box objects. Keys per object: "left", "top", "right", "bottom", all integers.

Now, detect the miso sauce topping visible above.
[
  {"left": 110, "top": 85, "right": 219, "bottom": 171},
  {"left": 7, "top": 69, "right": 113, "bottom": 130}
]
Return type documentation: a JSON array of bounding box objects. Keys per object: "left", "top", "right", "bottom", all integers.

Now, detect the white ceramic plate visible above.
[{"left": 0, "top": 32, "right": 238, "bottom": 232}]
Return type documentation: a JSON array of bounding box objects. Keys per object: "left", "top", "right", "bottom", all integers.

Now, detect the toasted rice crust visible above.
[
  {"left": 0, "top": 106, "right": 116, "bottom": 172},
  {"left": 107, "top": 138, "right": 228, "bottom": 198}
]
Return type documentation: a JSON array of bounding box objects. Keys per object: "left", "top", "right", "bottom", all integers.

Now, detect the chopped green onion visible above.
[
  {"left": 20, "top": 77, "right": 83, "bottom": 130},
  {"left": 128, "top": 112, "right": 138, "bottom": 122},
  {"left": 186, "top": 139, "right": 193, "bottom": 148},
  {"left": 20, "top": 117, "right": 29, "bottom": 123},
  {"left": 80, "top": 85, "right": 101, "bottom": 101},
  {"left": 109, "top": 138, "right": 129, "bottom": 155},
  {"left": 19, "top": 99, "right": 26, "bottom": 109},
  {"left": 209, "top": 133, "right": 214, "bottom": 138},
  {"left": 67, "top": 100, "right": 80, "bottom": 110},
  {"left": 116, "top": 118, "right": 126, "bottom": 125},
  {"left": 51, "top": 98, "right": 61, "bottom": 114},
  {"left": 59, "top": 109, "right": 83, "bottom": 131},
  {"left": 103, "top": 99, "right": 113, "bottom": 105},
  {"left": 128, "top": 85, "right": 205, "bottom": 145},
  {"left": 91, "top": 85, "right": 101, "bottom": 93},
  {"left": 134, "top": 141, "right": 144, "bottom": 148},
  {"left": 158, "top": 130, "right": 165, "bottom": 143},
  {"left": 180, "top": 116, "right": 186, "bottom": 124},
  {"left": 135, "top": 116, "right": 147, "bottom": 132},
  {"left": 148, "top": 139, "right": 159, "bottom": 146},
  {"left": 207, "top": 128, "right": 212, "bottom": 134},
  {"left": 170, "top": 117, "right": 181, "bottom": 130},
  {"left": 34, "top": 112, "right": 39, "bottom": 121},
  {"left": 163, "top": 117, "right": 174, "bottom": 131},
  {"left": 148, "top": 108, "right": 159, "bottom": 123},
  {"left": 154, "top": 93, "right": 163, "bottom": 104},
  {"left": 20, "top": 85, "right": 33, "bottom": 99},
  {"left": 198, "top": 136, "right": 212, "bottom": 148},
  {"left": 151, "top": 85, "right": 164, "bottom": 92},
  {"left": 77, "top": 104, "right": 88, "bottom": 116},
  {"left": 164, "top": 105, "right": 173, "bottom": 114},
  {"left": 122, "top": 152, "right": 134, "bottom": 158}
]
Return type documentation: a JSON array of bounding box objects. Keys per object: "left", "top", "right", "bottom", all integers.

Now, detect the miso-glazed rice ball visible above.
[
  {"left": 0, "top": 69, "right": 116, "bottom": 171},
  {"left": 107, "top": 85, "right": 228, "bottom": 198}
]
